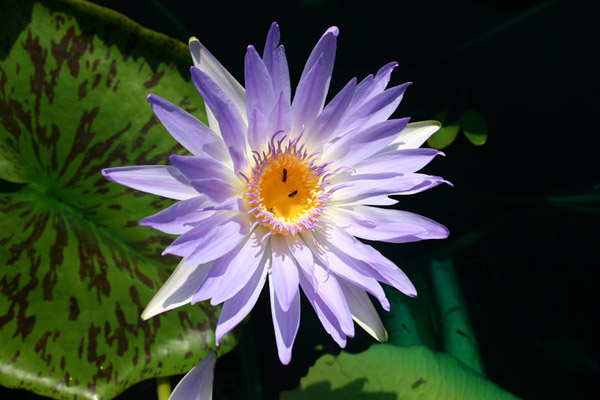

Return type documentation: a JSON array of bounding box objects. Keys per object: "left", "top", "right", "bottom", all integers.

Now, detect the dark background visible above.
[{"left": 6, "top": 0, "right": 600, "bottom": 399}]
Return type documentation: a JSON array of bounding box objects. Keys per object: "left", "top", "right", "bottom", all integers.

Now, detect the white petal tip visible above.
[
  {"left": 140, "top": 308, "right": 154, "bottom": 321},
  {"left": 411, "top": 119, "right": 442, "bottom": 130},
  {"left": 379, "top": 329, "right": 389, "bottom": 343},
  {"left": 382, "top": 299, "right": 391, "bottom": 312},
  {"left": 353, "top": 316, "right": 388, "bottom": 342},
  {"left": 278, "top": 352, "right": 292, "bottom": 365},
  {"left": 402, "top": 282, "right": 418, "bottom": 298},
  {"left": 326, "top": 26, "right": 339, "bottom": 37}
]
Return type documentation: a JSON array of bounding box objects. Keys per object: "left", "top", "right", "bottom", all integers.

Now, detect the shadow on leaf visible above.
[{"left": 281, "top": 378, "right": 397, "bottom": 400}]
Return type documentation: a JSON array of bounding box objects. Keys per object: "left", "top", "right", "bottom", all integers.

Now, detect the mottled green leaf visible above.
[
  {"left": 462, "top": 109, "right": 488, "bottom": 146},
  {"left": 281, "top": 345, "right": 520, "bottom": 400},
  {"left": 0, "top": 0, "right": 237, "bottom": 399},
  {"left": 427, "top": 110, "right": 460, "bottom": 149}
]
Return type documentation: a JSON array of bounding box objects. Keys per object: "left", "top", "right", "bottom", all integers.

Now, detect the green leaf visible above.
[
  {"left": 281, "top": 344, "right": 520, "bottom": 400},
  {"left": 427, "top": 110, "right": 461, "bottom": 149},
  {"left": 383, "top": 273, "right": 439, "bottom": 349},
  {"left": 0, "top": 0, "right": 237, "bottom": 399},
  {"left": 462, "top": 110, "right": 488, "bottom": 146},
  {"left": 430, "top": 259, "right": 484, "bottom": 374}
]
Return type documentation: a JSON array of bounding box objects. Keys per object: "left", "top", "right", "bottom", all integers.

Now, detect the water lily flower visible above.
[
  {"left": 102, "top": 23, "right": 449, "bottom": 364},
  {"left": 169, "top": 351, "right": 216, "bottom": 400}
]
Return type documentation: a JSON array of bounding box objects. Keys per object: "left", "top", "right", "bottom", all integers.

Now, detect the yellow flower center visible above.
[{"left": 246, "top": 134, "right": 333, "bottom": 235}]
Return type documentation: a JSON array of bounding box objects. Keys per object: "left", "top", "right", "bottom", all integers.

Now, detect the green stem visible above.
[{"left": 156, "top": 376, "right": 172, "bottom": 400}]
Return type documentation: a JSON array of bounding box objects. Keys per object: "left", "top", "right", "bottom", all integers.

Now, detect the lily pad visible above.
[
  {"left": 0, "top": 0, "right": 237, "bottom": 399},
  {"left": 281, "top": 344, "right": 520, "bottom": 400}
]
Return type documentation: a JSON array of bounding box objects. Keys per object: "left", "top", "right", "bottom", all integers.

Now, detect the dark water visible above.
[{"left": 5, "top": 0, "right": 599, "bottom": 399}]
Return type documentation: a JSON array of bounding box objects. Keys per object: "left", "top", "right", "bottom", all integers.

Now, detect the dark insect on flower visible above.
[
  {"left": 288, "top": 190, "right": 298, "bottom": 198},
  {"left": 281, "top": 168, "right": 288, "bottom": 182},
  {"left": 268, "top": 207, "right": 274, "bottom": 214}
]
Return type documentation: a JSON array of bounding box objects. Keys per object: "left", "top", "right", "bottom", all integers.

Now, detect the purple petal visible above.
[
  {"left": 322, "top": 247, "right": 390, "bottom": 311},
  {"left": 332, "top": 173, "right": 449, "bottom": 204},
  {"left": 164, "top": 212, "right": 251, "bottom": 264},
  {"left": 300, "top": 26, "right": 338, "bottom": 86},
  {"left": 334, "top": 82, "right": 411, "bottom": 138},
  {"left": 388, "top": 120, "right": 442, "bottom": 150},
  {"left": 147, "top": 94, "right": 229, "bottom": 162},
  {"left": 189, "top": 178, "right": 238, "bottom": 203},
  {"left": 191, "top": 256, "right": 229, "bottom": 304},
  {"left": 263, "top": 22, "right": 280, "bottom": 79},
  {"left": 102, "top": 165, "right": 197, "bottom": 200},
  {"left": 271, "top": 235, "right": 300, "bottom": 312},
  {"left": 189, "top": 38, "right": 246, "bottom": 125},
  {"left": 332, "top": 205, "right": 449, "bottom": 243},
  {"left": 269, "top": 273, "right": 301, "bottom": 365},
  {"left": 191, "top": 67, "right": 248, "bottom": 173},
  {"left": 363, "top": 261, "right": 419, "bottom": 299},
  {"left": 292, "top": 235, "right": 355, "bottom": 338},
  {"left": 210, "top": 227, "right": 270, "bottom": 305},
  {"left": 341, "top": 196, "right": 398, "bottom": 207},
  {"left": 163, "top": 212, "right": 228, "bottom": 257},
  {"left": 298, "top": 270, "right": 347, "bottom": 347},
  {"left": 306, "top": 77, "right": 356, "bottom": 150},
  {"left": 303, "top": 234, "right": 390, "bottom": 310},
  {"left": 169, "top": 154, "right": 240, "bottom": 203},
  {"left": 247, "top": 108, "right": 267, "bottom": 152},
  {"left": 184, "top": 214, "right": 251, "bottom": 266},
  {"left": 338, "top": 280, "right": 388, "bottom": 342},
  {"left": 316, "top": 225, "right": 417, "bottom": 297},
  {"left": 324, "top": 118, "right": 410, "bottom": 168},
  {"left": 169, "top": 351, "right": 216, "bottom": 400},
  {"left": 346, "top": 62, "right": 398, "bottom": 114},
  {"left": 291, "top": 55, "right": 327, "bottom": 136},
  {"left": 263, "top": 23, "right": 291, "bottom": 104},
  {"left": 310, "top": 262, "right": 355, "bottom": 337},
  {"left": 245, "top": 45, "right": 276, "bottom": 122},
  {"left": 140, "top": 196, "right": 215, "bottom": 234},
  {"left": 285, "top": 234, "right": 315, "bottom": 275},
  {"left": 289, "top": 28, "right": 339, "bottom": 135},
  {"left": 170, "top": 154, "right": 234, "bottom": 182},
  {"left": 301, "top": 230, "right": 343, "bottom": 277},
  {"left": 190, "top": 229, "right": 266, "bottom": 308},
  {"left": 215, "top": 258, "right": 268, "bottom": 344},
  {"left": 354, "top": 148, "right": 444, "bottom": 175},
  {"left": 266, "top": 92, "right": 292, "bottom": 140},
  {"left": 141, "top": 259, "right": 212, "bottom": 320}
]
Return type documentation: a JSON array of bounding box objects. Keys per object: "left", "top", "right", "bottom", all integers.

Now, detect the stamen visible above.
[{"left": 261, "top": 231, "right": 274, "bottom": 244}]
